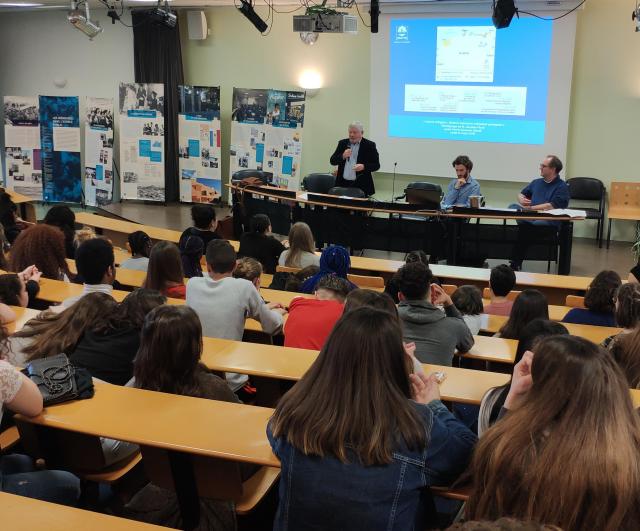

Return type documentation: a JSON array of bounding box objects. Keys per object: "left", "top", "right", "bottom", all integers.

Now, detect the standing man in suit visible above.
[{"left": 330, "top": 121, "right": 380, "bottom": 196}]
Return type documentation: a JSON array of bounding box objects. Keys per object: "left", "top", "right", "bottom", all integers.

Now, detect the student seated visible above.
[
  {"left": 395, "top": 262, "right": 473, "bottom": 365},
  {"left": 186, "top": 240, "right": 285, "bottom": 393},
  {"left": 278, "top": 222, "right": 320, "bottom": 269},
  {"left": 495, "top": 289, "right": 549, "bottom": 340},
  {"left": 69, "top": 289, "right": 166, "bottom": 385},
  {"left": 0, "top": 325, "right": 80, "bottom": 505},
  {"left": 611, "top": 325, "right": 640, "bottom": 388},
  {"left": 124, "top": 305, "right": 238, "bottom": 530},
  {"left": 478, "top": 319, "right": 568, "bottom": 435},
  {"left": 384, "top": 250, "right": 429, "bottom": 304},
  {"left": 466, "top": 336, "right": 640, "bottom": 530},
  {"left": 284, "top": 276, "right": 350, "bottom": 350},
  {"left": 0, "top": 191, "right": 27, "bottom": 244},
  {"left": 121, "top": 231, "right": 152, "bottom": 271},
  {"left": 630, "top": 261, "right": 640, "bottom": 284},
  {"left": 238, "top": 214, "right": 285, "bottom": 274},
  {"left": 602, "top": 282, "right": 640, "bottom": 348},
  {"left": 233, "top": 257, "right": 263, "bottom": 291},
  {"left": 300, "top": 245, "right": 357, "bottom": 293},
  {"left": 483, "top": 264, "right": 516, "bottom": 316},
  {"left": 43, "top": 205, "right": 76, "bottom": 259},
  {"left": 178, "top": 232, "right": 204, "bottom": 279},
  {"left": 9, "top": 224, "right": 71, "bottom": 281},
  {"left": 6, "top": 293, "right": 117, "bottom": 367},
  {"left": 273, "top": 265, "right": 319, "bottom": 292},
  {"left": 344, "top": 288, "right": 397, "bottom": 315},
  {"left": 143, "top": 241, "right": 186, "bottom": 299},
  {"left": 451, "top": 285, "right": 484, "bottom": 335},
  {"left": 179, "top": 203, "right": 220, "bottom": 252},
  {"left": 60, "top": 238, "right": 116, "bottom": 308},
  {"left": 268, "top": 307, "right": 476, "bottom": 530},
  {"left": 0, "top": 268, "right": 42, "bottom": 322},
  {"left": 562, "top": 270, "right": 621, "bottom": 327}
]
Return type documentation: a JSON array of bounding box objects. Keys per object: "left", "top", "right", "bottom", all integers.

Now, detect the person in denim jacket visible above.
[{"left": 267, "top": 307, "right": 477, "bottom": 531}]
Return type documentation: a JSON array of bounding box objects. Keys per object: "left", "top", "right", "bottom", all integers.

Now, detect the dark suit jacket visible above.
[{"left": 329, "top": 137, "right": 380, "bottom": 196}]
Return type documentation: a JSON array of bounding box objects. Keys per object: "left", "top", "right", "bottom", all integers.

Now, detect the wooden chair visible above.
[
  {"left": 565, "top": 295, "right": 586, "bottom": 308},
  {"left": 482, "top": 288, "right": 521, "bottom": 301},
  {"left": 140, "top": 445, "right": 279, "bottom": 527},
  {"left": 606, "top": 182, "right": 640, "bottom": 249},
  {"left": 442, "top": 284, "right": 458, "bottom": 296},
  {"left": 346, "top": 273, "right": 385, "bottom": 290},
  {"left": 0, "top": 425, "right": 20, "bottom": 453}
]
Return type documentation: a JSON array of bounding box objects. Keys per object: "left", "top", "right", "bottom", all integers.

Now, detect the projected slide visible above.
[{"left": 389, "top": 18, "right": 552, "bottom": 144}]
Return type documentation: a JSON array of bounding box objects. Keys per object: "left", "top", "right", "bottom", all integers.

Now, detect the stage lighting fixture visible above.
[
  {"left": 237, "top": 0, "right": 267, "bottom": 34},
  {"left": 148, "top": 0, "right": 177, "bottom": 28},
  {"left": 68, "top": 0, "right": 103, "bottom": 40},
  {"left": 492, "top": 0, "right": 517, "bottom": 29}
]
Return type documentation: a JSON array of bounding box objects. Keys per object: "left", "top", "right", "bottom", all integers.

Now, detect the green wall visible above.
[{"left": 181, "top": 0, "right": 639, "bottom": 242}]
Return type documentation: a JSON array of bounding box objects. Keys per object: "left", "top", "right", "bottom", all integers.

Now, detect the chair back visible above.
[
  {"left": 346, "top": 274, "right": 385, "bottom": 289},
  {"left": 327, "top": 186, "right": 365, "bottom": 198},
  {"left": 567, "top": 177, "right": 604, "bottom": 201},
  {"left": 404, "top": 182, "right": 442, "bottom": 208},
  {"left": 302, "top": 173, "right": 335, "bottom": 194},
  {"left": 609, "top": 182, "right": 640, "bottom": 212},
  {"left": 482, "top": 287, "right": 521, "bottom": 301},
  {"left": 231, "top": 170, "right": 273, "bottom": 184},
  {"left": 565, "top": 295, "right": 586, "bottom": 308}
]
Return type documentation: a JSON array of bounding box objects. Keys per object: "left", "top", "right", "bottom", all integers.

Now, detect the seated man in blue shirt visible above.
[
  {"left": 509, "top": 155, "right": 570, "bottom": 271},
  {"left": 441, "top": 155, "right": 481, "bottom": 208}
]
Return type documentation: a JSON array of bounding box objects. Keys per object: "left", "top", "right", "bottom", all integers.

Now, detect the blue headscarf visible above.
[{"left": 300, "top": 245, "right": 356, "bottom": 293}]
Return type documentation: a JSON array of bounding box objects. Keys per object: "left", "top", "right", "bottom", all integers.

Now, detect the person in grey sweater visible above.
[
  {"left": 186, "top": 239, "right": 286, "bottom": 391},
  {"left": 395, "top": 262, "right": 474, "bottom": 366}
]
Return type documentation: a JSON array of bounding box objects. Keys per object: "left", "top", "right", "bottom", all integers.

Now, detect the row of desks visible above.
[{"left": 75, "top": 212, "right": 594, "bottom": 303}]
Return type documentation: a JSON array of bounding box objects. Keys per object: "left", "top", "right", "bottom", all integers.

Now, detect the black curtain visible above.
[{"left": 132, "top": 11, "right": 184, "bottom": 202}]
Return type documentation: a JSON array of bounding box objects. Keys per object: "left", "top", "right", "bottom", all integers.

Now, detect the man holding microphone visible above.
[{"left": 330, "top": 121, "right": 380, "bottom": 196}]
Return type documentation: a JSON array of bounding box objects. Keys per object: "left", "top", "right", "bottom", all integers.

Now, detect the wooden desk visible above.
[
  {"left": 465, "top": 335, "right": 517, "bottom": 364},
  {"left": 201, "top": 337, "right": 510, "bottom": 403},
  {"left": 75, "top": 212, "right": 240, "bottom": 252},
  {"left": 18, "top": 383, "right": 278, "bottom": 466},
  {"left": 4, "top": 189, "right": 37, "bottom": 223},
  {"left": 481, "top": 299, "right": 570, "bottom": 322},
  {"left": 479, "top": 313, "right": 620, "bottom": 343},
  {"left": 6, "top": 306, "right": 40, "bottom": 334},
  {"left": 0, "top": 492, "right": 166, "bottom": 531}
]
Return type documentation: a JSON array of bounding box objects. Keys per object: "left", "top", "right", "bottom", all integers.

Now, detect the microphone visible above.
[{"left": 391, "top": 162, "right": 398, "bottom": 203}]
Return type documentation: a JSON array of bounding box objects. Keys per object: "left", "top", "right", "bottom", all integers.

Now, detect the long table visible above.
[{"left": 234, "top": 184, "right": 583, "bottom": 275}]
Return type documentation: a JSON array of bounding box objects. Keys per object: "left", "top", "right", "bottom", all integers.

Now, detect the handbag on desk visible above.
[{"left": 23, "top": 354, "right": 94, "bottom": 406}]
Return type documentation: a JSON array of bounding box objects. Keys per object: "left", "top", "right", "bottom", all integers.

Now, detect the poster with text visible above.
[
  {"left": 178, "top": 85, "right": 221, "bottom": 203},
  {"left": 39, "top": 96, "right": 81, "bottom": 202},
  {"left": 230, "top": 88, "right": 305, "bottom": 190},
  {"left": 118, "top": 82, "right": 165, "bottom": 202},
  {"left": 84, "top": 97, "right": 114, "bottom": 207},
  {"left": 3, "top": 96, "right": 43, "bottom": 199}
]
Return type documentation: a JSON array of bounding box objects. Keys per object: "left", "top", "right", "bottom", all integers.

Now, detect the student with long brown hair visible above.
[
  {"left": 126, "top": 304, "right": 238, "bottom": 529},
  {"left": 495, "top": 289, "right": 548, "bottom": 340},
  {"left": 9, "top": 224, "right": 71, "bottom": 281},
  {"left": 278, "top": 222, "right": 319, "bottom": 269},
  {"left": 143, "top": 241, "right": 186, "bottom": 299},
  {"left": 562, "top": 269, "right": 621, "bottom": 327},
  {"left": 6, "top": 292, "right": 118, "bottom": 366},
  {"left": 268, "top": 307, "right": 476, "bottom": 530},
  {"left": 611, "top": 325, "right": 640, "bottom": 387},
  {"left": 466, "top": 335, "right": 640, "bottom": 530},
  {"left": 602, "top": 282, "right": 640, "bottom": 348}
]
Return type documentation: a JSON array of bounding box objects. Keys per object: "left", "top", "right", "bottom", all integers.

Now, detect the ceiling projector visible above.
[
  {"left": 293, "top": 12, "right": 357, "bottom": 34},
  {"left": 68, "top": 1, "right": 102, "bottom": 40}
]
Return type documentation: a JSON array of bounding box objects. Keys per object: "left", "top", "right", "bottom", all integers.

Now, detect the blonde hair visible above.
[
  {"left": 233, "top": 257, "right": 262, "bottom": 283},
  {"left": 285, "top": 222, "right": 315, "bottom": 268}
]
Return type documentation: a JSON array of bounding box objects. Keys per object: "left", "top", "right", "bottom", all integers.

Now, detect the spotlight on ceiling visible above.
[
  {"left": 67, "top": 0, "right": 102, "bottom": 40},
  {"left": 148, "top": 0, "right": 177, "bottom": 28},
  {"left": 492, "top": 0, "right": 518, "bottom": 29},
  {"left": 237, "top": 0, "right": 267, "bottom": 34}
]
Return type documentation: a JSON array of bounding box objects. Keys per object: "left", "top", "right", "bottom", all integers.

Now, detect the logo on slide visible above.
[{"left": 394, "top": 25, "right": 409, "bottom": 43}]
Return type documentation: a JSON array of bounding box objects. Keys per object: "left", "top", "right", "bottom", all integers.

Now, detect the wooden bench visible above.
[
  {"left": 0, "top": 491, "right": 167, "bottom": 530},
  {"left": 15, "top": 383, "right": 279, "bottom": 529}
]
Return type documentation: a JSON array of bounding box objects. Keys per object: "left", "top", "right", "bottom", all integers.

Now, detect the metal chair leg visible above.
[{"left": 607, "top": 219, "right": 612, "bottom": 249}]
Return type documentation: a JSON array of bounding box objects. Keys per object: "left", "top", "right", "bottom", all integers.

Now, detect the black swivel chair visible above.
[
  {"left": 566, "top": 177, "right": 606, "bottom": 247},
  {"left": 327, "top": 186, "right": 366, "bottom": 198},
  {"left": 403, "top": 182, "right": 443, "bottom": 210},
  {"left": 302, "top": 173, "right": 336, "bottom": 194},
  {"left": 231, "top": 170, "right": 273, "bottom": 184}
]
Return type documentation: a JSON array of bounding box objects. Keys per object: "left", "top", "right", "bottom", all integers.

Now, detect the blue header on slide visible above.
[{"left": 388, "top": 17, "right": 552, "bottom": 144}]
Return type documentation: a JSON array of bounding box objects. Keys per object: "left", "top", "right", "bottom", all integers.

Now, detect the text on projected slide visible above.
[{"left": 389, "top": 17, "right": 552, "bottom": 144}]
